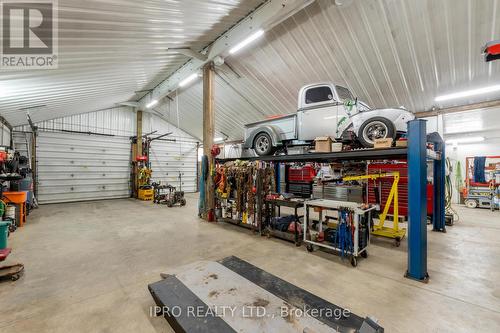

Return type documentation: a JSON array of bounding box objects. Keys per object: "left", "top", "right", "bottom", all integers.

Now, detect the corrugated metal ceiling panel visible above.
[
  {"left": 0, "top": 0, "right": 265, "bottom": 126},
  {"left": 152, "top": 0, "right": 500, "bottom": 140}
]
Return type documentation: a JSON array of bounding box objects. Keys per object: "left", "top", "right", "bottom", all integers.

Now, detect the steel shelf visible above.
[{"left": 217, "top": 147, "right": 408, "bottom": 163}]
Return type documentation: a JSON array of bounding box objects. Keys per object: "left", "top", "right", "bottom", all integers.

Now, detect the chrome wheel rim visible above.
[
  {"left": 363, "top": 121, "right": 389, "bottom": 144},
  {"left": 255, "top": 135, "right": 270, "bottom": 154}
]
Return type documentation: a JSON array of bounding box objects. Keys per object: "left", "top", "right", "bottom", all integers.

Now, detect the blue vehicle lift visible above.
[{"left": 406, "top": 119, "right": 446, "bottom": 282}]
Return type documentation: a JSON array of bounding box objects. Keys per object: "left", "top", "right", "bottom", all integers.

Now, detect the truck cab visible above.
[{"left": 297, "top": 83, "right": 364, "bottom": 141}]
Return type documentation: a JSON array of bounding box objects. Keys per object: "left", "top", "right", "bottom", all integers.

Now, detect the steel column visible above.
[
  {"left": 406, "top": 119, "right": 429, "bottom": 282},
  {"left": 275, "top": 163, "right": 281, "bottom": 193},
  {"left": 432, "top": 141, "right": 446, "bottom": 232}
]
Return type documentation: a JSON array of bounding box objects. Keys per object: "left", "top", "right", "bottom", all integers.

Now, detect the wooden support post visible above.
[
  {"left": 203, "top": 63, "right": 215, "bottom": 220},
  {"left": 137, "top": 110, "right": 143, "bottom": 157},
  {"left": 133, "top": 110, "right": 143, "bottom": 198}
]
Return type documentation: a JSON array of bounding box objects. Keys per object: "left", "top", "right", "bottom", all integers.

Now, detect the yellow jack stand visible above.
[{"left": 343, "top": 172, "right": 406, "bottom": 246}]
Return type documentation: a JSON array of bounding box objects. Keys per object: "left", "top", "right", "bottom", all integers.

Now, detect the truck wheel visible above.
[
  {"left": 357, "top": 117, "right": 395, "bottom": 148},
  {"left": 253, "top": 132, "right": 275, "bottom": 156}
]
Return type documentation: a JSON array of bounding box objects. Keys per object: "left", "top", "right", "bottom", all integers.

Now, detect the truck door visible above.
[{"left": 297, "top": 84, "right": 342, "bottom": 141}]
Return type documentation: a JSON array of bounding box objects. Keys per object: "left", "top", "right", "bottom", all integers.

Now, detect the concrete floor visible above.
[{"left": 0, "top": 193, "right": 499, "bottom": 332}]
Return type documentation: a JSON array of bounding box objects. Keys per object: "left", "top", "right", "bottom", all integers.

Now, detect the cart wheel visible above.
[
  {"left": 361, "top": 251, "right": 368, "bottom": 258},
  {"left": 350, "top": 256, "right": 358, "bottom": 267},
  {"left": 11, "top": 274, "right": 20, "bottom": 281},
  {"left": 295, "top": 241, "right": 302, "bottom": 247},
  {"left": 464, "top": 199, "right": 478, "bottom": 209},
  {"left": 395, "top": 237, "right": 401, "bottom": 247},
  {"left": 180, "top": 199, "right": 186, "bottom": 206},
  {"left": 306, "top": 244, "right": 314, "bottom": 252}
]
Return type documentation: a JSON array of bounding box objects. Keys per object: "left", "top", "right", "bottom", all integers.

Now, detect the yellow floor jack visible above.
[{"left": 343, "top": 171, "right": 406, "bottom": 246}]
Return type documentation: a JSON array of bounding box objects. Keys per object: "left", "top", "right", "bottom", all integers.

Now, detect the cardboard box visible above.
[
  {"left": 315, "top": 137, "right": 333, "bottom": 153},
  {"left": 395, "top": 139, "right": 408, "bottom": 147},
  {"left": 374, "top": 138, "right": 393, "bottom": 148}
]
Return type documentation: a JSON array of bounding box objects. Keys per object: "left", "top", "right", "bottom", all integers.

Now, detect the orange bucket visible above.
[{"left": 2, "top": 192, "right": 27, "bottom": 204}]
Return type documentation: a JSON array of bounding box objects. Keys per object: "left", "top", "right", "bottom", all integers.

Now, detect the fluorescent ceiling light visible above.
[
  {"left": 146, "top": 99, "right": 158, "bottom": 108},
  {"left": 435, "top": 85, "right": 500, "bottom": 102},
  {"left": 229, "top": 29, "right": 264, "bottom": 54},
  {"left": 179, "top": 73, "right": 199, "bottom": 87},
  {"left": 214, "top": 137, "right": 224, "bottom": 143},
  {"left": 445, "top": 137, "right": 485, "bottom": 144}
]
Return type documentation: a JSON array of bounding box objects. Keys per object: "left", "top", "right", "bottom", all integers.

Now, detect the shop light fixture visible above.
[
  {"left": 214, "top": 137, "right": 224, "bottom": 143},
  {"left": 229, "top": 29, "right": 264, "bottom": 54},
  {"left": 435, "top": 85, "right": 500, "bottom": 102},
  {"left": 179, "top": 73, "right": 199, "bottom": 87},
  {"left": 146, "top": 99, "right": 158, "bottom": 108},
  {"left": 445, "top": 137, "right": 485, "bottom": 144}
]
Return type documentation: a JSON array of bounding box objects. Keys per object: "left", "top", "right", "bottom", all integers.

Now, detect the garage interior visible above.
[{"left": 0, "top": 1, "right": 499, "bottom": 332}]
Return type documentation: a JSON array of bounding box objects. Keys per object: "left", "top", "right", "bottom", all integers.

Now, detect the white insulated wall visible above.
[
  {"left": 0, "top": 123, "right": 10, "bottom": 147},
  {"left": 13, "top": 109, "right": 199, "bottom": 203},
  {"left": 143, "top": 113, "right": 199, "bottom": 192}
]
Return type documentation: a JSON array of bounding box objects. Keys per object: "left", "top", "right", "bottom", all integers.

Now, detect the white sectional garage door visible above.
[
  {"left": 149, "top": 140, "right": 198, "bottom": 192},
  {"left": 37, "top": 131, "right": 131, "bottom": 204}
]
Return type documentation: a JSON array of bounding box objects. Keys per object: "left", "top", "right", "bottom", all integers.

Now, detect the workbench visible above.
[{"left": 303, "top": 199, "right": 375, "bottom": 267}]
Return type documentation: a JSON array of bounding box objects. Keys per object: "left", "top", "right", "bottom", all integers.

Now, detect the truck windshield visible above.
[{"left": 335, "top": 85, "right": 354, "bottom": 101}]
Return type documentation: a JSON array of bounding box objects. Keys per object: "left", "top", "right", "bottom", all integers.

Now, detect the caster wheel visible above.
[
  {"left": 306, "top": 244, "right": 314, "bottom": 252},
  {"left": 295, "top": 241, "right": 302, "bottom": 247},
  {"left": 11, "top": 274, "right": 20, "bottom": 281},
  {"left": 395, "top": 237, "right": 401, "bottom": 247},
  {"left": 350, "top": 256, "right": 358, "bottom": 267},
  {"left": 361, "top": 251, "right": 368, "bottom": 258}
]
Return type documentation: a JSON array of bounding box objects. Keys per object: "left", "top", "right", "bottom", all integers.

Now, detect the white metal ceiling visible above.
[
  {"left": 3, "top": 0, "right": 500, "bottom": 141},
  {"left": 152, "top": 0, "right": 500, "bottom": 140},
  {"left": 0, "top": 0, "right": 264, "bottom": 126}
]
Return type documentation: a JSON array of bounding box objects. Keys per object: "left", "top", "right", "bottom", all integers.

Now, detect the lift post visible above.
[
  {"left": 406, "top": 119, "right": 429, "bottom": 282},
  {"left": 428, "top": 132, "right": 446, "bottom": 232}
]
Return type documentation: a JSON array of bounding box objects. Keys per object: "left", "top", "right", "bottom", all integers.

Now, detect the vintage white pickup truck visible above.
[{"left": 243, "top": 83, "right": 415, "bottom": 156}]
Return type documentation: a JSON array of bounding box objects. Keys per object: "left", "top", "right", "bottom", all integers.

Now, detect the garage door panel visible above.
[
  {"left": 149, "top": 141, "right": 197, "bottom": 193},
  {"left": 37, "top": 132, "right": 131, "bottom": 204},
  {"left": 37, "top": 151, "right": 129, "bottom": 161},
  {"left": 38, "top": 160, "right": 129, "bottom": 168},
  {"left": 38, "top": 172, "right": 129, "bottom": 181}
]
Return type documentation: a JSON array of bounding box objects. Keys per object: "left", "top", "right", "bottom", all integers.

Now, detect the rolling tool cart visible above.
[
  {"left": 303, "top": 199, "right": 375, "bottom": 267},
  {"left": 263, "top": 198, "right": 303, "bottom": 246}
]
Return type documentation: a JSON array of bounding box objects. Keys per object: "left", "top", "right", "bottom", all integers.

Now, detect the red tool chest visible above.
[{"left": 288, "top": 165, "right": 316, "bottom": 183}]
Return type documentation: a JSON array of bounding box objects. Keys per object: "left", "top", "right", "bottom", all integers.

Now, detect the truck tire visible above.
[
  {"left": 253, "top": 132, "right": 275, "bottom": 156},
  {"left": 357, "top": 117, "right": 396, "bottom": 148}
]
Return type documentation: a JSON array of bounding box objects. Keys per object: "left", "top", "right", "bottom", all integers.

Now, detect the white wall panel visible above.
[
  {"left": 149, "top": 141, "right": 198, "bottom": 192},
  {"left": 143, "top": 114, "right": 199, "bottom": 192},
  {"left": 37, "top": 131, "right": 131, "bottom": 204},
  {"left": 12, "top": 132, "right": 30, "bottom": 159},
  {"left": 15, "top": 107, "right": 136, "bottom": 136},
  {"left": 1, "top": 125, "right": 10, "bottom": 147}
]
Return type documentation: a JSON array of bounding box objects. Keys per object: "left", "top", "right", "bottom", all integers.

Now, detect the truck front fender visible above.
[
  {"left": 243, "top": 125, "right": 283, "bottom": 149},
  {"left": 350, "top": 109, "right": 415, "bottom": 133}
]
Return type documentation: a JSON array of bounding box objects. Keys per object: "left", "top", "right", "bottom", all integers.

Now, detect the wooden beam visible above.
[
  {"left": 203, "top": 63, "right": 215, "bottom": 220},
  {"left": 133, "top": 110, "right": 143, "bottom": 198},
  {"left": 136, "top": 110, "right": 143, "bottom": 157},
  {"left": 415, "top": 99, "right": 500, "bottom": 118}
]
